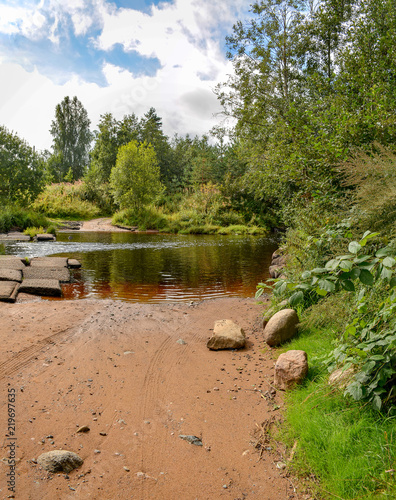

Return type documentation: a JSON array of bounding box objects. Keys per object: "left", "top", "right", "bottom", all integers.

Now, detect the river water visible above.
[{"left": 4, "top": 232, "right": 277, "bottom": 303}]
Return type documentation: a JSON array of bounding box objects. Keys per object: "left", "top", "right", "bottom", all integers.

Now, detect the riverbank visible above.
[{"left": 0, "top": 296, "right": 294, "bottom": 499}]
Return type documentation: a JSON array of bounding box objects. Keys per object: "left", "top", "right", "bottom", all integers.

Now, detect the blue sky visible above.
[{"left": 0, "top": 0, "right": 249, "bottom": 150}]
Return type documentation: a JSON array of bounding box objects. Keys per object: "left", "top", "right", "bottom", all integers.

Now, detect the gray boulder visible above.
[
  {"left": 37, "top": 450, "right": 83, "bottom": 473},
  {"left": 269, "top": 265, "right": 283, "bottom": 279},
  {"left": 207, "top": 319, "right": 246, "bottom": 350},
  {"left": 274, "top": 350, "right": 308, "bottom": 390},
  {"left": 263, "top": 309, "right": 299, "bottom": 346}
]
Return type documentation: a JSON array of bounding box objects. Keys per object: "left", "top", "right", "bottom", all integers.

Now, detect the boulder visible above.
[
  {"left": 328, "top": 367, "right": 355, "bottom": 389},
  {"left": 269, "top": 265, "right": 283, "bottom": 279},
  {"left": 271, "top": 254, "right": 287, "bottom": 267},
  {"left": 19, "top": 279, "right": 62, "bottom": 297},
  {"left": 274, "top": 350, "right": 308, "bottom": 390},
  {"left": 263, "top": 309, "right": 299, "bottom": 346},
  {"left": 207, "top": 319, "right": 246, "bottom": 350},
  {"left": 37, "top": 450, "right": 83, "bottom": 473}
]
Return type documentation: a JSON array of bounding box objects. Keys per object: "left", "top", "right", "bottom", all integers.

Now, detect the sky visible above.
[{"left": 0, "top": 0, "right": 250, "bottom": 152}]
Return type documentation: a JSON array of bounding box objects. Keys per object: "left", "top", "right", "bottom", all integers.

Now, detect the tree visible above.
[
  {"left": 110, "top": 140, "right": 164, "bottom": 209},
  {"left": 139, "top": 108, "right": 175, "bottom": 186},
  {"left": 50, "top": 96, "right": 92, "bottom": 181},
  {"left": 0, "top": 126, "right": 45, "bottom": 205}
]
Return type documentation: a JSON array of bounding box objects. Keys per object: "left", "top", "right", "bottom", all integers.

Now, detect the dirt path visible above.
[
  {"left": 0, "top": 297, "right": 294, "bottom": 499},
  {"left": 79, "top": 218, "right": 130, "bottom": 232}
]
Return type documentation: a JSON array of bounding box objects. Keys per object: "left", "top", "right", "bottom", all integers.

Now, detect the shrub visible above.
[{"left": 33, "top": 182, "right": 100, "bottom": 219}]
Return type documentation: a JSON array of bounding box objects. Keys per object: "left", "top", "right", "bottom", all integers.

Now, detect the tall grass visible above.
[
  {"left": 33, "top": 181, "right": 100, "bottom": 219},
  {"left": 0, "top": 207, "right": 50, "bottom": 233}
]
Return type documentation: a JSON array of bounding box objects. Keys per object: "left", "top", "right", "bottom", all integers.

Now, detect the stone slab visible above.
[
  {"left": 36, "top": 234, "right": 56, "bottom": 241},
  {"left": 0, "top": 233, "right": 30, "bottom": 241},
  {"left": 30, "top": 257, "right": 68, "bottom": 268},
  {"left": 0, "top": 258, "right": 27, "bottom": 270},
  {"left": 23, "top": 267, "right": 71, "bottom": 282},
  {"left": 0, "top": 269, "right": 22, "bottom": 282},
  {"left": 19, "top": 279, "right": 62, "bottom": 297},
  {"left": 67, "top": 259, "right": 81, "bottom": 269},
  {"left": 0, "top": 281, "right": 19, "bottom": 302}
]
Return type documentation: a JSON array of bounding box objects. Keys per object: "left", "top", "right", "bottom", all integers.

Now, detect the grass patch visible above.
[
  {"left": 278, "top": 316, "right": 396, "bottom": 499},
  {"left": 0, "top": 207, "right": 50, "bottom": 233},
  {"left": 33, "top": 182, "right": 100, "bottom": 219}
]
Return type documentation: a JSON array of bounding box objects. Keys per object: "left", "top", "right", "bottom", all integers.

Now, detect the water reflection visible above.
[{"left": 5, "top": 232, "right": 277, "bottom": 303}]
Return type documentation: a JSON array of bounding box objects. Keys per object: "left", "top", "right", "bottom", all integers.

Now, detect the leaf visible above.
[
  {"left": 383, "top": 256, "right": 396, "bottom": 268},
  {"left": 376, "top": 247, "right": 393, "bottom": 257},
  {"left": 349, "top": 241, "right": 362, "bottom": 254},
  {"left": 289, "top": 291, "right": 304, "bottom": 306},
  {"left": 339, "top": 260, "right": 353, "bottom": 271},
  {"left": 350, "top": 268, "right": 361, "bottom": 280},
  {"left": 372, "top": 395, "right": 382, "bottom": 411},
  {"left": 359, "top": 269, "right": 374, "bottom": 286},
  {"left": 381, "top": 267, "right": 393, "bottom": 281},
  {"left": 301, "top": 271, "right": 311, "bottom": 279},
  {"left": 312, "top": 267, "right": 328, "bottom": 274},
  {"left": 370, "top": 355, "right": 385, "bottom": 361},
  {"left": 315, "top": 287, "right": 328, "bottom": 297},
  {"left": 325, "top": 259, "right": 339, "bottom": 271},
  {"left": 341, "top": 280, "right": 355, "bottom": 291},
  {"left": 346, "top": 382, "right": 363, "bottom": 401},
  {"left": 389, "top": 277, "right": 396, "bottom": 288},
  {"left": 318, "top": 279, "right": 335, "bottom": 293}
]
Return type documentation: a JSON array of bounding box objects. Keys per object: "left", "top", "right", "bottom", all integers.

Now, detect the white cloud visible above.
[{"left": 0, "top": 0, "right": 248, "bottom": 150}]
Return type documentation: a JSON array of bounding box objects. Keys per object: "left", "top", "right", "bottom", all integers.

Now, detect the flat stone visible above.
[
  {"left": 0, "top": 233, "right": 30, "bottom": 241},
  {"left": 0, "top": 281, "right": 19, "bottom": 302},
  {"left": 37, "top": 450, "right": 83, "bottom": 473},
  {"left": 36, "top": 234, "right": 56, "bottom": 241},
  {"left": 30, "top": 257, "right": 68, "bottom": 268},
  {"left": 23, "top": 267, "right": 70, "bottom": 282},
  {"left": 19, "top": 279, "right": 62, "bottom": 297},
  {"left": 207, "top": 319, "right": 246, "bottom": 350},
  {"left": 0, "top": 269, "right": 22, "bottom": 282},
  {"left": 0, "top": 258, "right": 26, "bottom": 270},
  {"left": 67, "top": 259, "right": 81, "bottom": 269},
  {"left": 269, "top": 265, "right": 283, "bottom": 279}
]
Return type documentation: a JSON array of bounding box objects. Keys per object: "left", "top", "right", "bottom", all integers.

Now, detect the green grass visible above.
[
  {"left": 33, "top": 182, "right": 100, "bottom": 219},
  {"left": 278, "top": 319, "right": 396, "bottom": 499},
  {"left": 0, "top": 207, "right": 50, "bottom": 233}
]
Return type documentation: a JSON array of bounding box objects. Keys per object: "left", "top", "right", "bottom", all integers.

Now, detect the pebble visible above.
[
  {"left": 94, "top": 450, "right": 101, "bottom": 454},
  {"left": 76, "top": 426, "right": 90, "bottom": 433},
  {"left": 123, "top": 466, "right": 130, "bottom": 472}
]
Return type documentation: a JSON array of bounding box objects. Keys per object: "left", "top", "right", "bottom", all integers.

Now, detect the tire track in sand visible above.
[{"left": 0, "top": 325, "right": 79, "bottom": 380}]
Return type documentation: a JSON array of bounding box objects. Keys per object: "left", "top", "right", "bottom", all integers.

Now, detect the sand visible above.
[{"left": 0, "top": 296, "right": 295, "bottom": 499}]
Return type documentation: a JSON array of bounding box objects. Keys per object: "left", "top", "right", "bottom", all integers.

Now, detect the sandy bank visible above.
[{"left": 0, "top": 297, "right": 293, "bottom": 499}]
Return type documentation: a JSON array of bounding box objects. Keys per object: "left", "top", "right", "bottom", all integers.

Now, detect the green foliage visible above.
[
  {"left": 49, "top": 96, "right": 92, "bottom": 181},
  {"left": 33, "top": 181, "right": 100, "bottom": 219},
  {"left": 110, "top": 140, "right": 164, "bottom": 210},
  {"left": 0, "top": 125, "right": 45, "bottom": 206},
  {"left": 262, "top": 228, "right": 396, "bottom": 410},
  {"left": 0, "top": 207, "right": 49, "bottom": 233},
  {"left": 23, "top": 226, "right": 46, "bottom": 238}
]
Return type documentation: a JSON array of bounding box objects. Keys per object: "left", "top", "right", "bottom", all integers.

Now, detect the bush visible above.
[
  {"left": 33, "top": 182, "right": 100, "bottom": 219},
  {"left": 0, "top": 207, "right": 49, "bottom": 233}
]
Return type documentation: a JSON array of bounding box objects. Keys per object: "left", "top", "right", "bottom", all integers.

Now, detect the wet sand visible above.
[{"left": 0, "top": 296, "right": 294, "bottom": 499}]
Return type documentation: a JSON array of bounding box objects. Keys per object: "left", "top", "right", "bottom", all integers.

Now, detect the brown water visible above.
[{"left": 7, "top": 232, "right": 278, "bottom": 303}]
